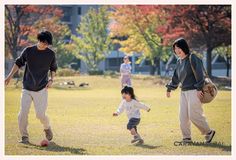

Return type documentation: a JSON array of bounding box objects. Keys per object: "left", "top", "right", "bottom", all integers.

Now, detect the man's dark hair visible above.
[
  {"left": 172, "top": 38, "right": 190, "bottom": 55},
  {"left": 37, "top": 31, "right": 53, "bottom": 45},
  {"left": 121, "top": 86, "right": 136, "bottom": 100}
]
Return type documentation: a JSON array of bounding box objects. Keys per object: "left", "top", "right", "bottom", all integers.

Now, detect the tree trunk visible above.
[
  {"left": 156, "top": 58, "right": 161, "bottom": 75},
  {"left": 206, "top": 47, "right": 212, "bottom": 77},
  {"left": 149, "top": 65, "right": 156, "bottom": 75},
  {"left": 226, "top": 57, "right": 230, "bottom": 77},
  {"left": 149, "top": 57, "right": 159, "bottom": 75}
]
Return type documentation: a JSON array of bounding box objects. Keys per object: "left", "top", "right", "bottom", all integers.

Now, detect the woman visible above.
[
  {"left": 166, "top": 38, "right": 215, "bottom": 143},
  {"left": 120, "top": 55, "right": 132, "bottom": 87}
]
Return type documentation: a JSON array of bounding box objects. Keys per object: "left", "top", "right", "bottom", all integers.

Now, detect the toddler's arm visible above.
[
  {"left": 113, "top": 100, "right": 125, "bottom": 116},
  {"left": 134, "top": 100, "right": 150, "bottom": 112}
]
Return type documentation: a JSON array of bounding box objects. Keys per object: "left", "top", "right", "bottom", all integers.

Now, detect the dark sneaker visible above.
[
  {"left": 205, "top": 130, "right": 215, "bottom": 143},
  {"left": 44, "top": 128, "right": 53, "bottom": 141},
  {"left": 182, "top": 138, "right": 193, "bottom": 144},
  {"left": 137, "top": 138, "right": 144, "bottom": 144},
  {"left": 131, "top": 135, "right": 142, "bottom": 143},
  {"left": 18, "top": 136, "right": 29, "bottom": 144}
]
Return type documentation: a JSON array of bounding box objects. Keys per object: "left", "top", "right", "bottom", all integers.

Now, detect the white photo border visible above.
[{"left": 0, "top": 0, "right": 234, "bottom": 160}]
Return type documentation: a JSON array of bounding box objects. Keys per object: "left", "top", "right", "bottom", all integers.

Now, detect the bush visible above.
[
  {"left": 88, "top": 70, "right": 104, "bottom": 75},
  {"left": 103, "top": 70, "right": 119, "bottom": 78},
  {"left": 57, "top": 68, "right": 79, "bottom": 77}
]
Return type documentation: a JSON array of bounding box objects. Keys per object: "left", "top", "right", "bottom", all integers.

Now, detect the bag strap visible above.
[{"left": 189, "top": 54, "right": 209, "bottom": 80}]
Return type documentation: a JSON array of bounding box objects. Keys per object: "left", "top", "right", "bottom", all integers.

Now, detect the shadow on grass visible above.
[
  {"left": 187, "top": 141, "right": 231, "bottom": 152},
  {"left": 134, "top": 143, "right": 161, "bottom": 149},
  {"left": 21, "top": 142, "right": 87, "bottom": 155}
]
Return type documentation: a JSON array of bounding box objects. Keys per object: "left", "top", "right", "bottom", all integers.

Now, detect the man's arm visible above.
[
  {"left": 5, "top": 47, "right": 27, "bottom": 86},
  {"left": 5, "top": 64, "right": 20, "bottom": 85},
  {"left": 46, "top": 53, "right": 57, "bottom": 89}
]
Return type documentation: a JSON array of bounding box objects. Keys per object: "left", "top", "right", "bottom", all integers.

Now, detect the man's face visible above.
[{"left": 38, "top": 41, "right": 49, "bottom": 50}]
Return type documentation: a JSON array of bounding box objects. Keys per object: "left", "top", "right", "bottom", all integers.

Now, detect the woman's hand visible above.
[
  {"left": 166, "top": 92, "right": 171, "bottom": 98},
  {"left": 197, "top": 90, "right": 204, "bottom": 99}
]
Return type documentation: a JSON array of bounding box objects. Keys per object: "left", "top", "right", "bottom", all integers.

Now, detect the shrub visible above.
[
  {"left": 57, "top": 68, "right": 79, "bottom": 77},
  {"left": 88, "top": 70, "right": 104, "bottom": 75}
]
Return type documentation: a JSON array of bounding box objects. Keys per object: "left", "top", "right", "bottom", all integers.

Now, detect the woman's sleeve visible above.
[
  {"left": 120, "top": 64, "right": 124, "bottom": 74},
  {"left": 191, "top": 54, "right": 205, "bottom": 91},
  {"left": 166, "top": 65, "right": 180, "bottom": 92},
  {"left": 129, "top": 64, "right": 132, "bottom": 73}
]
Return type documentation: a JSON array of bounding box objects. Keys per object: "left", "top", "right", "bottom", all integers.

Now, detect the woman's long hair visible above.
[
  {"left": 121, "top": 86, "right": 136, "bottom": 100},
  {"left": 172, "top": 38, "right": 190, "bottom": 55}
]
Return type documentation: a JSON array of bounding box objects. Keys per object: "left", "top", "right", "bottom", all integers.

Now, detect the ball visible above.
[{"left": 40, "top": 139, "right": 49, "bottom": 147}]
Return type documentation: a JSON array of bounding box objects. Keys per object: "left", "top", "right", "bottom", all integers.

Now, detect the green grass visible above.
[{"left": 5, "top": 75, "right": 231, "bottom": 155}]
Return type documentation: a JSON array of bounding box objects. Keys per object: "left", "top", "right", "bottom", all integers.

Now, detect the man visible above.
[{"left": 5, "top": 30, "right": 57, "bottom": 144}]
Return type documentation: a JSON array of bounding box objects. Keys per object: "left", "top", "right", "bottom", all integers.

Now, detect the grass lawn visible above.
[{"left": 5, "top": 75, "right": 231, "bottom": 155}]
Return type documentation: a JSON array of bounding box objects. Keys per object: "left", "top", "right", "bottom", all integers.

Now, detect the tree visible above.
[
  {"left": 5, "top": 5, "right": 62, "bottom": 59},
  {"left": 71, "top": 6, "right": 112, "bottom": 71},
  {"left": 110, "top": 5, "right": 171, "bottom": 75},
  {"left": 212, "top": 45, "right": 231, "bottom": 77},
  {"left": 158, "top": 5, "right": 231, "bottom": 77}
]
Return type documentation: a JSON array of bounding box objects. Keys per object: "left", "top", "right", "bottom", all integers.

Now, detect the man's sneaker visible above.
[
  {"left": 205, "top": 130, "right": 215, "bottom": 143},
  {"left": 137, "top": 138, "right": 144, "bottom": 144},
  {"left": 44, "top": 128, "right": 53, "bottom": 141},
  {"left": 18, "top": 136, "right": 29, "bottom": 144},
  {"left": 182, "top": 138, "right": 193, "bottom": 144},
  {"left": 131, "top": 135, "right": 142, "bottom": 143}
]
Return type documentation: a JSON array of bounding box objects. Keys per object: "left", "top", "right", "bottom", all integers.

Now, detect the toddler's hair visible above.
[{"left": 121, "top": 86, "right": 136, "bottom": 100}]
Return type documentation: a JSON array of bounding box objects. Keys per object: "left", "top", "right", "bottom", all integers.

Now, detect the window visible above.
[
  {"left": 61, "top": 7, "right": 72, "bottom": 22},
  {"left": 215, "top": 56, "right": 226, "bottom": 63},
  {"left": 107, "top": 58, "right": 123, "bottom": 67},
  {"left": 78, "top": 7, "right": 81, "bottom": 15}
]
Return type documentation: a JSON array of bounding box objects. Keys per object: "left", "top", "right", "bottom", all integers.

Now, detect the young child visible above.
[{"left": 113, "top": 86, "right": 150, "bottom": 144}]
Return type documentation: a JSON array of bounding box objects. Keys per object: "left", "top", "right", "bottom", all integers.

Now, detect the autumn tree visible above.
[
  {"left": 110, "top": 5, "right": 171, "bottom": 75},
  {"left": 158, "top": 5, "right": 231, "bottom": 77},
  {"left": 5, "top": 5, "right": 62, "bottom": 59},
  {"left": 71, "top": 6, "right": 112, "bottom": 71}
]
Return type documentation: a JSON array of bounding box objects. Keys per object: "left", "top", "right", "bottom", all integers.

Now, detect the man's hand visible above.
[
  {"left": 5, "top": 64, "right": 19, "bottom": 86},
  {"left": 166, "top": 92, "right": 171, "bottom": 98},
  {"left": 113, "top": 112, "right": 118, "bottom": 116},
  {"left": 5, "top": 76, "right": 11, "bottom": 86},
  {"left": 197, "top": 90, "right": 204, "bottom": 100},
  {"left": 46, "top": 80, "right": 53, "bottom": 89}
]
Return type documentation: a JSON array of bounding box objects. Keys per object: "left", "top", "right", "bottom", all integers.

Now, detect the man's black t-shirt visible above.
[{"left": 15, "top": 45, "right": 57, "bottom": 91}]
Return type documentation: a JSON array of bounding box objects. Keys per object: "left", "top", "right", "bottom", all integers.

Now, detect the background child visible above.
[{"left": 113, "top": 86, "right": 150, "bottom": 144}]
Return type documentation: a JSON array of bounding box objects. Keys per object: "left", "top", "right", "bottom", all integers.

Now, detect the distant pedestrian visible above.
[{"left": 120, "top": 56, "right": 132, "bottom": 87}]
